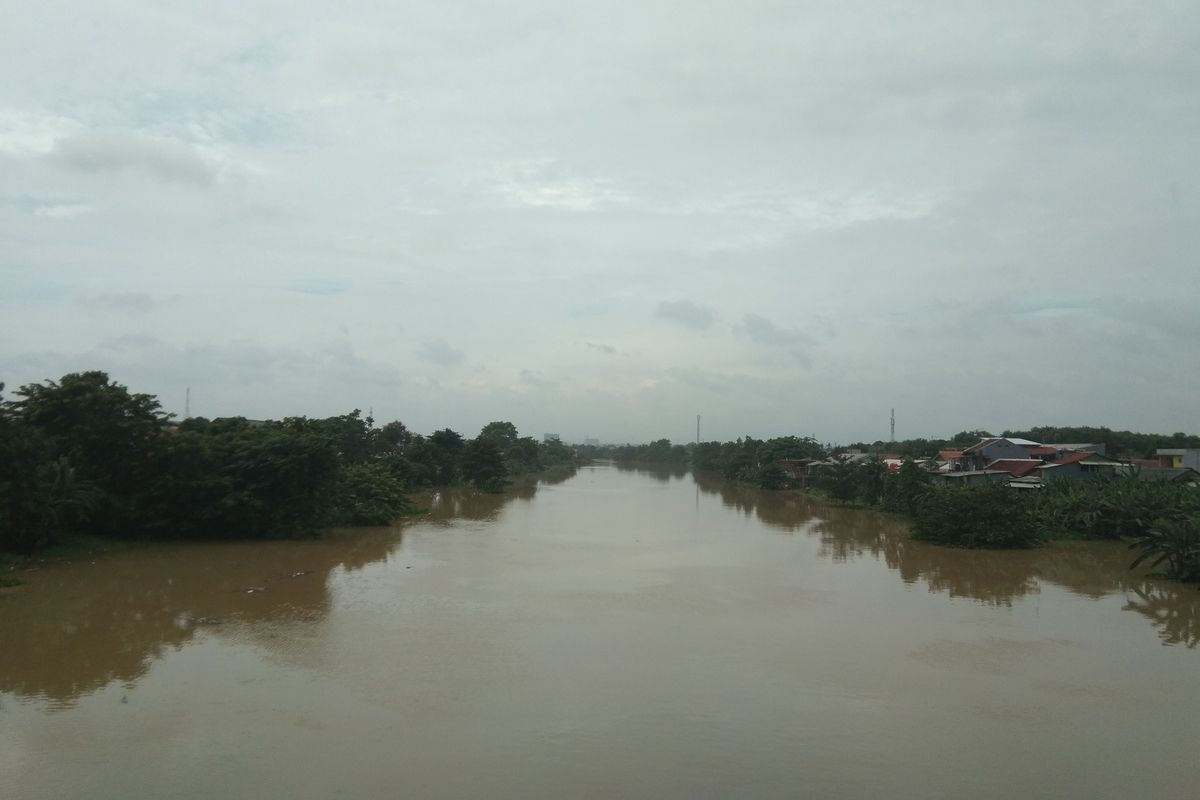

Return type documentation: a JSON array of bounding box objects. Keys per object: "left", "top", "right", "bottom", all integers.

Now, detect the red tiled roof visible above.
[
  {"left": 1049, "top": 451, "right": 1095, "bottom": 466},
  {"left": 985, "top": 459, "right": 1042, "bottom": 478},
  {"left": 938, "top": 450, "right": 964, "bottom": 459},
  {"left": 1025, "top": 446, "right": 1057, "bottom": 456}
]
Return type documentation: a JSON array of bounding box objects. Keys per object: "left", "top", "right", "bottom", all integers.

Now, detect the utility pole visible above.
[{"left": 696, "top": 414, "right": 701, "bottom": 444}]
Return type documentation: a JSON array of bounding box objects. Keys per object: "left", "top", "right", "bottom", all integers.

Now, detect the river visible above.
[{"left": 1, "top": 464, "right": 1197, "bottom": 799}]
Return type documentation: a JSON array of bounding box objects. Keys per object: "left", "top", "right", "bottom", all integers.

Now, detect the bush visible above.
[
  {"left": 1129, "top": 516, "right": 1200, "bottom": 582},
  {"left": 1033, "top": 476, "right": 1200, "bottom": 541},
  {"left": 912, "top": 483, "right": 1039, "bottom": 549},
  {"left": 334, "top": 463, "right": 411, "bottom": 526}
]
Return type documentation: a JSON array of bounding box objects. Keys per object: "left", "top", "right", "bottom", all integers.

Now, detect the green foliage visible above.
[
  {"left": 1129, "top": 517, "right": 1200, "bottom": 582},
  {"left": 688, "top": 435, "right": 824, "bottom": 488},
  {"left": 1005, "top": 425, "right": 1200, "bottom": 459},
  {"left": 815, "top": 459, "right": 890, "bottom": 506},
  {"left": 1032, "top": 476, "right": 1200, "bottom": 541},
  {"left": 881, "top": 460, "right": 931, "bottom": 515},
  {"left": 334, "top": 463, "right": 411, "bottom": 526},
  {"left": 847, "top": 425, "right": 1200, "bottom": 462},
  {"left": 1, "top": 372, "right": 571, "bottom": 554},
  {"left": 8, "top": 371, "right": 170, "bottom": 536},
  {"left": 147, "top": 425, "right": 341, "bottom": 538},
  {"left": 815, "top": 461, "right": 862, "bottom": 502},
  {"left": 539, "top": 437, "right": 581, "bottom": 469},
  {"left": 429, "top": 428, "right": 466, "bottom": 485},
  {"left": 614, "top": 438, "right": 691, "bottom": 466},
  {"left": 507, "top": 436, "right": 543, "bottom": 473},
  {"left": 463, "top": 438, "right": 509, "bottom": 492},
  {"left": 912, "top": 483, "right": 1040, "bottom": 549}
]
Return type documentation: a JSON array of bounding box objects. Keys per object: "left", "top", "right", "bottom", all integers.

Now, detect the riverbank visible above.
[
  {"left": 6, "top": 464, "right": 1195, "bottom": 800},
  {"left": 0, "top": 466, "right": 582, "bottom": 585}
]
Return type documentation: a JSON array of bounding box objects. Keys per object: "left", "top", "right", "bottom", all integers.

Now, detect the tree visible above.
[
  {"left": 8, "top": 371, "right": 169, "bottom": 535},
  {"left": 912, "top": 483, "right": 1038, "bottom": 549},
  {"left": 463, "top": 438, "right": 509, "bottom": 492},
  {"left": 335, "top": 463, "right": 411, "bottom": 525},
  {"left": 378, "top": 420, "right": 413, "bottom": 451},
  {"left": 479, "top": 421, "right": 519, "bottom": 452},
  {"left": 429, "top": 428, "right": 465, "bottom": 485}
]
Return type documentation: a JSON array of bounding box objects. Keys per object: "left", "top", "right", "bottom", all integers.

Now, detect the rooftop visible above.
[{"left": 985, "top": 459, "right": 1043, "bottom": 477}]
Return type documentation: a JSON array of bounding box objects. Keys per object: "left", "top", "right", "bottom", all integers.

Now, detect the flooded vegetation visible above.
[{"left": 2, "top": 465, "right": 1198, "bottom": 798}]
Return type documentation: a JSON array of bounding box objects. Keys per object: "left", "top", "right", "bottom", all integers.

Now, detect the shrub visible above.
[
  {"left": 334, "top": 463, "right": 411, "bottom": 526},
  {"left": 912, "top": 483, "right": 1039, "bottom": 549},
  {"left": 1129, "top": 516, "right": 1200, "bottom": 582}
]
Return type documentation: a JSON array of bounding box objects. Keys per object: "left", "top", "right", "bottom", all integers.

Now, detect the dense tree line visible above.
[
  {"left": 815, "top": 461, "right": 1200, "bottom": 580},
  {"left": 846, "top": 426, "right": 1200, "bottom": 460},
  {"left": 1001, "top": 426, "right": 1200, "bottom": 458},
  {"left": 599, "top": 429, "right": 1200, "bottom": 580},
  {"left": 0, "top": 372, "right": 580, "bottom": 554},
  {"left": 601, "top": 436, "right": 825, "bottom": 489}
]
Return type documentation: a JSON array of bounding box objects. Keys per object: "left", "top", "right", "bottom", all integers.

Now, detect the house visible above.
[
  {"left": 984, "top": 459, "right": 1043, "bottom": 478},
  {"left": 1045, "top": 443, "right": 1108, "bottom": 456},
  {"left": 1136, "top": 466, "right": 1200, "bottom": 484},
  {"left": 1037, "top": 451, "right": 1125, "bottom": 482},
  {"left": 958, "top": 437, "right": 1042, "bottom": 471},
  {"left": 1156, "top": 449, "right": 1200, "bottom": 470},
  {"left": 930, "top": 469, "right": 1010, "bottom": 487}
]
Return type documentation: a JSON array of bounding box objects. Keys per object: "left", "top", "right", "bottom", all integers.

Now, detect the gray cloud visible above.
[
  {"left": 51, "top": 129, "right": 223, "bottom": 186},
  {"left": 288, "top": 278, "right": 350, "bottom": 295},
  {"left": 735, "top": 313, "right": 816, "bottom": 365},
  {"left": 417, "top": 339, "right": 465, "bottom": 367},
  {"left": 656, "top": 299, "right": 717, "bottom": 330},
  {"left": 736, "top": 313, "right": 814, "bottom": 348},
  {"left": 0, "top": 3, "right": 1197, "bottom": 442},
  {"left": 84, "top": 293, "right": 172, "bottom": 314},
  {"left": 519, "top": 368, "right": 554, "bottom": 388}
]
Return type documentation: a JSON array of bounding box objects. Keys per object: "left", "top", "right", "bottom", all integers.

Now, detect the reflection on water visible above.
[
  {"left": 424, "top": 467, "right": 577, "bottom": 520},
  {"left": 0, "top": 479, "right": 555, "bottom": 705},
  {"left": 694, "top": 470, "right": 1199, "bottom": 645},
  {"left": 0, "top": 530, "right": 394, "bottom": 706},
  {"left": 1, "top": 465, "right": 1197, "bottom": 800},
  {"left": 614, "top": 463, "right": 689, "bottom": 483},
  {"left": 2, "top": 468, "right": 1196, "bottom": 706},
  {"left": 1124, "top": 584, "right": 1200, "bottom": 648}
]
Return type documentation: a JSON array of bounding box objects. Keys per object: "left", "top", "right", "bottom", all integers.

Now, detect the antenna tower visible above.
[
  {"left": 696, "top": 414, "right": 701, "bottom": 444},
  {"left": 890, "top": 408, "right": 895, "bottom": 442}
]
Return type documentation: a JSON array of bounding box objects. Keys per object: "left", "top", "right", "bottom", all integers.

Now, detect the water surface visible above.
[{"left": 2, "top": 465, "right": 1197, "bottom": 799}]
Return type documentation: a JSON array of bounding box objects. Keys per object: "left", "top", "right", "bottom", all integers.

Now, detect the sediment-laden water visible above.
[{"left": 1, "top": 464, "right": 1197, "bottom": 799}]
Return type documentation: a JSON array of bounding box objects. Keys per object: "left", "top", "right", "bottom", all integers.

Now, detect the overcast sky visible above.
[{"left": 2, "top": 1, "right": 1198, "bottom": 444}]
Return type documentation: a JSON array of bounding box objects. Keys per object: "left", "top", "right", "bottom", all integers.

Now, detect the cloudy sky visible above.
[{"left": 2, "top": 1, "right": 1197, "bottom": 444}]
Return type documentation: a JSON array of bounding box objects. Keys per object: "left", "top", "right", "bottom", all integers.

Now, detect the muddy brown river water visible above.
[{"left": 2, "top": 464, "right": 1197, "bottom": 799}]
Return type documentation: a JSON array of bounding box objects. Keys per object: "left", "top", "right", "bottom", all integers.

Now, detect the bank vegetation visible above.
[
  {"left": 0, "top": 372, "right": 579, "bottom": 555},
  {"left": 602, "top": 436, "right": 1200, "bottom": 583}
]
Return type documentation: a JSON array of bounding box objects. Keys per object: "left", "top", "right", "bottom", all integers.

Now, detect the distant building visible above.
[
  {"left": 1046, "top": 443, "right": 1107, "bottom": 456},
  {"left": 1037, "top": 451, "right": 1124, "bottom": 482},
  {"left": 1136, "top": 467, "right": 1200, "bottom": 484},
  {"left": 985, "top": 459, "right": 1043, "bottom": 478},
  {"left": 958, "top": 438, "right": 1040, "bottom": 471},
  {"left": 543, "top": 433, "right": 561, "bottom": 443},
  {"left": 930, "top": 470, "right": 1010, "bottom": 487},
  {"left": 1156, "top": 449, "right": 1200, "bottom": 470}
]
